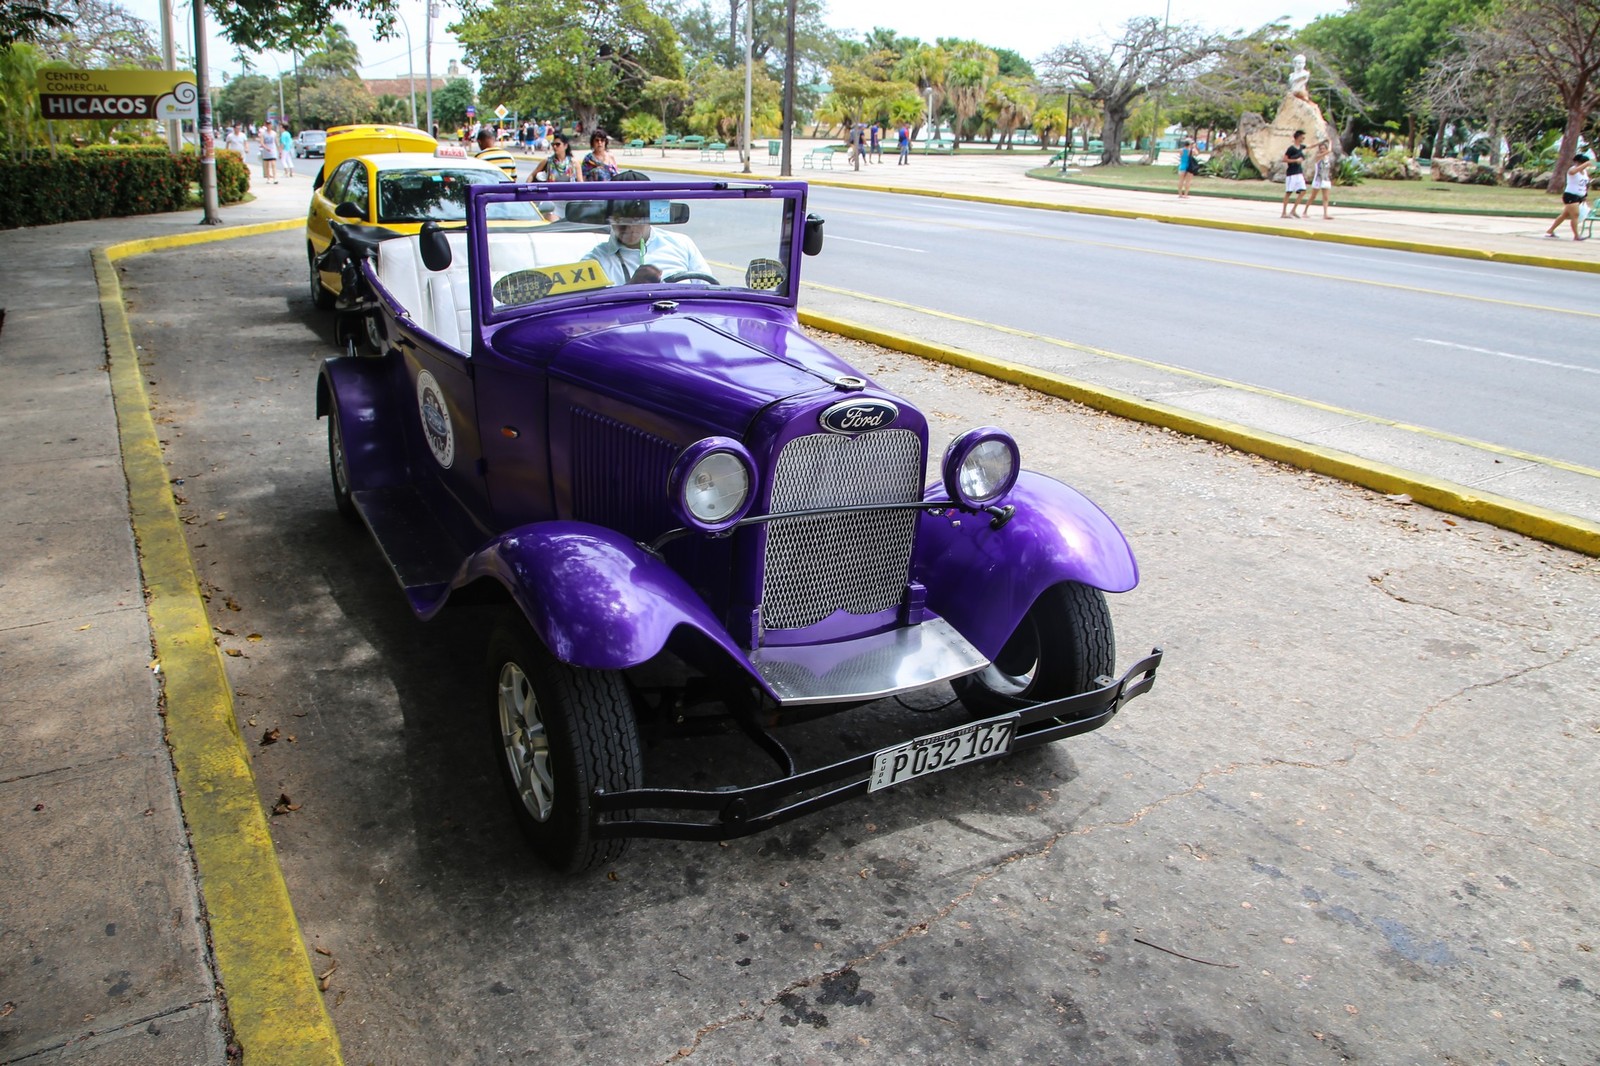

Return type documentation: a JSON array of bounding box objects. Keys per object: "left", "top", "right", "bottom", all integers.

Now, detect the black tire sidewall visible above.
[
  {"left": 485, "top": 618, "right": 640, "bottom": 873},
  {"left": 954, "top": 581, "right": 1116, "bottom": 716}
]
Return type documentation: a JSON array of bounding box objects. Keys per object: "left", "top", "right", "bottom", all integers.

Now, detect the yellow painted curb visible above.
[
  {"left": 97, "top": 233, "right": 342, "bottom": 1065},
  {"left": 103, "top": 218, "right": 303, "bottom": 262},
  {"left": 802, "top": 309, "right": 1600, "bottom": 558},
  {"left": 645, "top": 160, "right": 1600, "bottom": 275}
]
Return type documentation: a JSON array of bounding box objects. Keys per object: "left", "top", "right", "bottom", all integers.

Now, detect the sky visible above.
[{"left": 124, "top": 0, "right": 1350, "bottom": 90}]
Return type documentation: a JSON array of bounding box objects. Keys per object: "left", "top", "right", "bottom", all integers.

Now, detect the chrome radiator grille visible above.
[{"left": 760, "top": 429, "right": 921, "bottom": 631}]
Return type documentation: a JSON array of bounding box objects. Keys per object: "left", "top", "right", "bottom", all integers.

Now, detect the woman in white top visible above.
[{"left": 1545, "top": 152, "right": 1591, "bottom": 241}]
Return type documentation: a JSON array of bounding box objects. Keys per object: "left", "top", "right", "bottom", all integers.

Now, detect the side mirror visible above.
[
  {"left": 334, "top": 201, "right": 364, "bottom": 220},
  {"left": 803, "top": 213, "right": 825, "bottom": 256},
  {"left": 419, "top": 220, "right": 453, "bottom": 272}
]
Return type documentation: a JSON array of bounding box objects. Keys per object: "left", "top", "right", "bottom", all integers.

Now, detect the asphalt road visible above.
[
  {"left": 115, "top": 228, "right": 1600, "bottom": 1065},
  {"left": 797, "top": 186, "right": 1600, "bottom": 471}
]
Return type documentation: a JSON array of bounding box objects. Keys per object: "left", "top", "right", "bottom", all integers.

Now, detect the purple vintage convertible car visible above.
[{"left": 315, "top": 178, "right": 1161, "bottom": 872}]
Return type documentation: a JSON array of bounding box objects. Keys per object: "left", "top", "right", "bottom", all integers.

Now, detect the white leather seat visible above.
[{"left": 376, "top": 230, "right": 606, "bottom": 354}]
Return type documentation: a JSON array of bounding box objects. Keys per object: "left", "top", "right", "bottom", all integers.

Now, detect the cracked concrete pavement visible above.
[{"left": 106, "top": 228, "right": 1600, "bottom": 1065}]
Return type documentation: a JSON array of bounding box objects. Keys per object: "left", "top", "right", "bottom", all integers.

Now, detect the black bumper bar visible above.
[{"left": 590, "top": 648, "right": 1163, "bottom": 841}]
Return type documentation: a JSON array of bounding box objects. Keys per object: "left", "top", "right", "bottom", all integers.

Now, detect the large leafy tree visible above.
[
  {"left": 1301, "top": 0, "right": 1494, "bottom": 135},
  {"left": 215, "top": 70, "right": 278, "bottom": 126},
  {"left": 206, "top": 0, "right": 395, "bottom": 53},
  {"left": 1039, "top": 17, "right": 1223, "bottom": 164},
  {"left": 453, "top": 0, "right": 680, "bottom": 134},
  {"left": 431, "top": 76, "right": 475, "bottom": 131}
]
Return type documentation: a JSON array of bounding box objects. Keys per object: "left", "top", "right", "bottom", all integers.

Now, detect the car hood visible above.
[{"left": 551, "top": 310, "right": 874, "bottom": 438}]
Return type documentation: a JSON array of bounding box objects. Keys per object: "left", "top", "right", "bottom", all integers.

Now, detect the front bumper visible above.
[{"left": 591, "top": 648, "right": 1162, "bottom": 841}]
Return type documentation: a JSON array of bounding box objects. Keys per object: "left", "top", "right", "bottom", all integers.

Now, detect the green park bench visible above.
[
  {"left": 680, "top": 135, "right": 706, "bottom": 152},
  {"left": 624, "top": 139, "right": 644, "bottom": 155},
  {"left": 920, "top": 140, "right": 955, "bottom": 155},
  {"left": 701, "top": 141, "right": 726, "bottom": 161},
  {"left": 767, "top": 139, "right": 781, "bottom": 164},
  {"left": 801, "top": 145, "right": 840, "bottom": 169}
]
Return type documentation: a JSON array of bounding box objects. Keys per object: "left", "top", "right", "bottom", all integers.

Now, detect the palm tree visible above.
[
  {"left": 983, "top": 76, "right": 1036, "bottom": 148},
  {"left": 894, "top": 43, "right": 947, "bottom": 138},
  {"left": 302, "top": 23, "right": 361, "bottom": 81},
  {"left": 944, "top": 41, "right": 998, "bottom": 146}
]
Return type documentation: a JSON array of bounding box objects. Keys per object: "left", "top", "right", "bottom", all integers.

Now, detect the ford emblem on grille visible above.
[{"left": 819, "top": 398, "right": 899, "bottom": 434}]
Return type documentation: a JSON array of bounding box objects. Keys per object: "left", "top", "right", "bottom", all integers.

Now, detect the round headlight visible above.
[
  {"left": 942, "top": 428, "right": 1020, "bottom": 509},
  {"left": 668, "top": 438, "right": 757, "bottom": 533}
]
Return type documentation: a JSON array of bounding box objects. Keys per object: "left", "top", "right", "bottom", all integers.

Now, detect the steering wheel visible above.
[{"left": 663, "top": 271, "right": 719, "bottom": 284}]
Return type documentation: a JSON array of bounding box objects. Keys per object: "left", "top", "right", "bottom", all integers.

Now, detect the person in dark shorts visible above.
[
  {"left": 1545, "top": 153, "right": 1592, "bottom": 241},
  {"left": 1280, "top": 130, "right": 1309, "bottom": 218}
]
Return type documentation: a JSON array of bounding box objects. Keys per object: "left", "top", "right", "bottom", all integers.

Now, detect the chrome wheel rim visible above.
[
  {"left": 308, "top": 255, "right": 323, "bottom": 303},
  {"left": 497, "top": 662, "right": 553, "bottom": 822},
  {"left": 363, "top": 313, "right": 384, "bottom": 353},
  {"left": 978, "top": 619, "right": 1040, "bottom": 696}
]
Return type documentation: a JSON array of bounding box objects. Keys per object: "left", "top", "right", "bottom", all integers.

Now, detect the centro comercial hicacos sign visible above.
[{"left": 37, "top": 69, "right": 198, "bottom": 120}]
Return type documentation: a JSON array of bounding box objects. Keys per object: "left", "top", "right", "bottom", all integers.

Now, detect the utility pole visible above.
[{"left": 193, "top": 0, "right": 220, "bottom": 224}]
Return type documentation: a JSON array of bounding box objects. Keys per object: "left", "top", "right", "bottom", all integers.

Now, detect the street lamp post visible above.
[
  {"left": 925, "top": 87, "right": 933, "bottom": 140},
  {"left": 396, "top": 10, "right": 418, "bottom": 126},
  {"left": 425, "top": 1, "right": 438, "bottom": 136},
  {"left": 1061, "top": 90, "right": 1073, "bottom": 173}
]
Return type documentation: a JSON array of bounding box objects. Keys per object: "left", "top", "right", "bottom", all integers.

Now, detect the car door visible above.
[{"left": 309, "top": 161, "right": 369, "bottom": 295}]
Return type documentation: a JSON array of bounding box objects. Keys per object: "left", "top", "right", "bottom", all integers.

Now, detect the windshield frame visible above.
[{"left": 466, "top": 180, "right": 809, "bottom": 329}]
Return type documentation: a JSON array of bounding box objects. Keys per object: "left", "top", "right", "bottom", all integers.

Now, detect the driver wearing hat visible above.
[{"left": 582, "top": 198, "right": 711, "bottom": 285}]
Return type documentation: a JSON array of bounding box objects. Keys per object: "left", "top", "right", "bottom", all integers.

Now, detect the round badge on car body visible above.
[
  {"left": 819, "top": 398, "right": 898, "bottom": 435},
  {"left": 416, "top": 370, "right": 455, "bottom": 469}
]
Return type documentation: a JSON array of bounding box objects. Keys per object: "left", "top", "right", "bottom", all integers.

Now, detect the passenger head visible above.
[
  {"left": 607, "top": 199, "right": 653, "bottom": 246},
  {"left": 551, "top": 133, "right": 570, "bottom": 156},
  {"left": 477, "top": 127, "right": 496, "bottom": 149},
  {"left": 590, "top": 130, "right": 608, "bottom": 152}
]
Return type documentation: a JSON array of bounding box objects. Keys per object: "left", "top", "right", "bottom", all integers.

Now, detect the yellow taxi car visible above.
[{"left": 306, "top": 126, "right": 537, "bottom": 308}]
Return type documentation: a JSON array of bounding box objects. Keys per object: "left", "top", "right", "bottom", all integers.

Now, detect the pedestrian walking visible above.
[
  {"left": 897, "top": 122, "right": 910, "bottom": 165},
  {"left": 1280, "top": 130, "right": 1308, "bottom": 219},
  {"left": 1309, "top": 141, "right": 1334, "bottom": 219},
  {"left": 258, "top": 124, "right": 278, "bottom": 184},
  {"left": 1176, "top": 138, "right": 1195, "bottom": 198},
  {"left": 869, "top": 122, "right": 882, "bottom": 163},
  {"left": 848, "top": 124, "right": 862, "bottom": 171},
  {"left": 1545, "top": 153, "right": 1592, "bottom": 241},
  {"left": 278, "top": 124, "right": 295, "bottom": 178}
]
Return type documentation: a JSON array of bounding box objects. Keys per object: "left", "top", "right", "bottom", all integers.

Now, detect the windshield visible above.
[
  {"left": 481, "top": 191, "right": 795, "bottom": 310},
  {"left": 378, "top": 168, "right": 541, "bottom": 224}
]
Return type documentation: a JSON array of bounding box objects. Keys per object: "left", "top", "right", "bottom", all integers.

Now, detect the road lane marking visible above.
[
  {"left": 830, "top": 235, "right": 928, "bottom": 252},
  {"left": 802, "top": 308, "right": 1600, "bottom": 557},
  {"left": 813, "top": 204, "right": 1600, "bottom": 320},
  {"left": 803, "top": 277, "right": 1600, "bottom": 481},
  {"left": 1416, "top": 337, "right": 1600, "bottom": 375}
]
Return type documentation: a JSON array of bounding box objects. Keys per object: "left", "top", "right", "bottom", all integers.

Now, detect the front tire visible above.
[
  {"left": 487, "top": 618, "right": 642, "bottom": 873},
  {"left": 308, "top": 244, "right": 335, "bottom": 310},
  {"left": 326, "top": 406, "right": 359, "bottom": 524},
  {"left": 952, "top": 581, "right": 1115, "bottom": 718}
]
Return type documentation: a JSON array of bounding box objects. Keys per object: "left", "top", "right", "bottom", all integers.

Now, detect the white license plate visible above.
[{"left": 867, "top": 715, "right": 1018, "bottom": 793}]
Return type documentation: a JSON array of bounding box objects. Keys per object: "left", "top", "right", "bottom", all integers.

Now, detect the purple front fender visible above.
[
  {"left": 460, "top": 522, "right": 755, "bottom": 677},
  {"left": 913, "top": 470, "right": 1139, "bottom": 659}
]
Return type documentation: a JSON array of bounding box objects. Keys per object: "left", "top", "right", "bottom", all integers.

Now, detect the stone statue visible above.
[{"left": 1289, "top": 55, "right": 1311, "bottom": 101}]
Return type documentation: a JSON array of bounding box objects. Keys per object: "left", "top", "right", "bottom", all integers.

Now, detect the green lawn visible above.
[{"left": 1027, "top": 163, "right": 1559, "bottom": 217}]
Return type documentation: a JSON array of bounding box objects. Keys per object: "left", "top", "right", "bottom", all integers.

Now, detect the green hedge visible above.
[{"left": 0, "top": 146, "right": 251, "bottom": 230}]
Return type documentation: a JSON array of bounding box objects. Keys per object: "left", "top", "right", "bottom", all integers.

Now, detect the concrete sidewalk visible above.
[
  {"left": 0, "top": 154, "right": 1591, "bottom": 1064},
  {"left": 0, "top": 176, "right": 324, "bottom": 1065}
]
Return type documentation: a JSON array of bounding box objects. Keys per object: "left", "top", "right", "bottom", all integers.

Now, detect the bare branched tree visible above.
[
  {"left": 28, "top": 0, "right": 159, "bottom": 67},
  {"left": 1038, "top": 16, "right": 1225, "bottom": 165},
  {"left": 1468, "top": 0, "right": 1600, "bottom": 190},
  {"left": 1412, "top": 27, "right": 1553, "bottom": 169}
]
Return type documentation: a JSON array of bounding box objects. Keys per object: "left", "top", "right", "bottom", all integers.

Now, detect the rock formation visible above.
[{"left": 1243, "top": 55, "right": 1339, "bottom": 181}]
